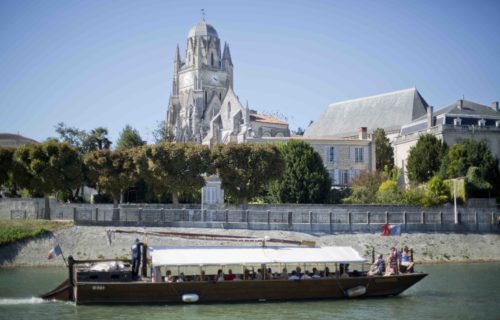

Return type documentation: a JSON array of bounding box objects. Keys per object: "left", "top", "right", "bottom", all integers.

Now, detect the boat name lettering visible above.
[{"left": 92, "top": 285, "right": 106, "bottom": 291}]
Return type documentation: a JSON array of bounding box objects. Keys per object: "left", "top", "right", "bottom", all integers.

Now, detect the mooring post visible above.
[
  {"left": 367, "top": 211, "right": 371, "bottom": 225},
  {"left": 288, "top": 211, "right": 293, "bottom": 227},
  {"left": 94, "top": 208, "right": 98, "bottom": 221},
  {"left": 225, "top": 209, "right": 229, "bottom": 224}
]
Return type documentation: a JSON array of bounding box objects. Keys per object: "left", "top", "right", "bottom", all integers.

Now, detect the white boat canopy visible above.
[{"left": 149, "top": 246, "right": 366, "bottom": 267}]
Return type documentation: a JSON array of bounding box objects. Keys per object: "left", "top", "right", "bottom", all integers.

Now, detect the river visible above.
[{"left": 0, "top": 263, "right": 499, "bottom": 320}]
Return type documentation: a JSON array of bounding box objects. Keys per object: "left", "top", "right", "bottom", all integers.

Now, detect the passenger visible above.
[
  {"left": 295, "top": 266, "right": 303, "bottom": 278},
  {"left": 280, "top": 268, "right": 288, "bottom": 279},
  {"left": 256, "top": 269, "right": 263, "bottom": 280},
  {"left": 324, "top": 267, "right": 331, "bottom": 278},
  {"left": 195, "top": 271, "right": 206, "bottom": 281},
  {"left": 368, "top": 254, "right": 386, "bottom": 276},
  {"left": 301, "top": 271, "right": 312, "bottom": 279},
  {"left": 339, "top": 264, "right": 349, "bottom": 278},
  {"left": 267, "top": 268, "right": 273, "bottom": 279},
  {"left": 386, "top": 247, "right": 399, "bottom": 275},
  {"left": 233, "top": 274, "right": 242, "bottom": 281},
  {"left": 217, "top": 269, "right": 225, "bottom": 282},
  {"left": 224, "top": 269, "right": 236, "bottom": 281},
  {"left": 166, "top": 270, "right": 174, "bottom": 283},
  {"left": 288, "top": 270, "right": 300, "bottom": 280},
  {"left": 176, "top": 273, "right": 185, "bottom": 283},
  {"left": 312, "top": 269, "right": 321, "bottom": 279},
  {"left": 400, "top": 246, "right": 415, "bottom": 273},
  {"left": 243, "top": 268, "right": 251, "bottom": 280},
  {"left": 130, "top": 238, "right": 142, "bottom": 279}
]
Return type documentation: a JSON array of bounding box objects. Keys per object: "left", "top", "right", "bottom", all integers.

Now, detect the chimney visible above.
[
  {"left": 491, "top": 101, "right": 499, "bottom": 112},
  {"left": 427, "top": 106, "right": 434, "bottom": 128},
  {"left": 358, "top": 127, "right": 367, "bottom": 140},
  {"left": 457, "top": 99, "right": 463, "bottom": 110}
]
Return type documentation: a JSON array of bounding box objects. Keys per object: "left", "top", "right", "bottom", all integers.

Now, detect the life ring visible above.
[
  {"left": 346, "top": 285, "right": 367, "bottom": 298},
  {"left": 182, "top": 293, "right": 199, "bottom": 303}
]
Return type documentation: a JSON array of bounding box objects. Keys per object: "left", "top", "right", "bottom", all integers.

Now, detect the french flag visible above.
[
  {"left": 47, "top": 245, "right": 62, "bottom": 260},
  {"left": 381, "top": 224, "right": 401, "bottom": 236}
]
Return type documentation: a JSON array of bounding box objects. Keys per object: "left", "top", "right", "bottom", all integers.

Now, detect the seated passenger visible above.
[
  {"left": 224, "top": 269, "right": 236, "bottom": 281},
  {"left": 195, "top": 271, "right": 206, "bottom": 281},
  {"left": 176, "top": 273, "right": 185, "bottom": 283},
  {"left": 166, "top": 270, "right": 174, "bottom": 283},
  {"left": 400, "top": 246, "right": 415, "bottom": 273},
  {"left": 324, "top": 267, "right": 331, "bottom": 278},
  {"left": 385, "top": 248, "right": 398, "bottom": 275},
  {"left": 217, "top": 269, "right": 225, "bottom": 282},
  {"left": 280, "top": 268, "right": 288, "bottom": 279},
  {"left": 301, "top": 271, "right": 312, "bottom": 279},
  {"left": 368, "top": 254, "right": 385, "bottom": 276},
  {"left": 295, "top": 266, "right": 303, "bottom": 278},
  {"left": 312, "top": 269, "right": 321, "bottom": 279},
  {"left": 288, "top": 270, "right": 300, "bottom": 280}
]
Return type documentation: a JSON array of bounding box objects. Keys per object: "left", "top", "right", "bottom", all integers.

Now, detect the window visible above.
[
  {"left": 227, "top": 102, "right": 231, "bottom": 118},
  {"left": 205, "top": 187, "right": 216, "bottom": 204},
  {"left": 211, "top": 52, "right": 214, "bottom": 66},
  {"left": 328, "top": 147, "right": 335, "bottom": 162},
  {"left": 339, "top": 170, "right": 349, "bottom": 185},
  {"left": 355, "top": 147, "right": 364, "bottom": 163},
  {"left": 205, "top": 91, "right": 208, "bottom": 107}
]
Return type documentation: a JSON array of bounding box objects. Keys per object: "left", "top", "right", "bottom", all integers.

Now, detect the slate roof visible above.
[
  {"left": 250, "top": 114, "right": 288, "bottom": 125},
  {"left": 416, "top": 99, "right": 500, "bottom": 120},
  {"left": 188, "top": 21, "right": 218, "bottom": 38},
  {"left": 304, "top": 88, "right": 429, "bottom": 138}
]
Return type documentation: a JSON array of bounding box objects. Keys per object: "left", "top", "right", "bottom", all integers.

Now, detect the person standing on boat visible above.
[{"left": 131, "top": 238, "right": 142, "bottom": 279}]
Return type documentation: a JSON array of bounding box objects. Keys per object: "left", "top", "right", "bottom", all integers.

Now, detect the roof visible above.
[
  {"left": 0, "top": 133, "right": 38, "bottom": 143},
  {"left": 421, "top": 99, "right": 499, "bottom": 120},
  {"left": 250, "top": 114, "right": 288, "bottom": 125},
  {"left": 150, "top": 246, "right": 366, "bottom": 267},
  {"left": 304, "top": 88, "right": 428, "bottom": 138},
  {"left": 188, "top": 21, "right": 219, "bottom": 38}
]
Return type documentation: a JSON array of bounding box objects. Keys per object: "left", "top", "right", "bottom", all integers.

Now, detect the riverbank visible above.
[{"left": 0, "top": 225, "right": 499, "bottom": 267}]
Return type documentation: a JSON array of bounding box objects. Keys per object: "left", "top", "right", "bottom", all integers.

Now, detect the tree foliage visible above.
[
  {"left": 84, "top": 149, "right": 140, "bottom": 207},
  {"left": 342, "top": 171, "right": 383, "bottom": 204},
  {"left": 373, "top": 128, "right": 394, "bottom": 170},
  {"left": 267, "top": 140, "right": 329, "bottom": 204},
  {"left": 406, "top": 134, "right": 446, "bottom": 183},
  {"left": 139, "top": 143, "right": 212, "bottom": 204},
  {"left": 442, "top": 139, "right": 499, "bottom": 196},
  {"left": 54, "top": 122, "right": 111, "bottom": 153},
  {"left": 116, "top": 125, "right": 145, "bottom": 150},
  {"left": 152, "top": 120, "right": 174, "bottom": 144},
  {"left": 0, "top": 147, "right": 15, "bottom": 188},
  {"left": 213, "top": 143, "right": 284, "bottom": 205}
]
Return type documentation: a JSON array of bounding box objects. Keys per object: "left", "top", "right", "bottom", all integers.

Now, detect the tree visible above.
[
  {"left": 342, "top": 171, "right": 383, "bottom": 204},
  {"left": 13, "top": 141, "right": 83, "bottom": 218},
  {"left": 84, "top": 149, "right": 140, "bottom": 209},
  {"left": 54, "top": 122, "right": 89, "bottom": 154},
  {"left": 85, "top": 127, "right": 112, "bottom": 151},
  {"left": 139, "top": 143, "right": 212, "bottom": 204},
  {"left": 406, "top": 134, "right": 446, "bottom": 183},
  {"left": 116, "top": 125, "right": 145, "bottom": 150},
  {"left": 0, "top": 147, "right": 15, "bottom": 188},
  {"left": 213, "top": 143, "right": 284, "bottom": 205},
  {"left": 152, "top": 120, "right": 174, "bottom": 144},
  {"left": 442, "top": 139, "right": 499, "bottom": 196},
  {"left": 373, "top": 128, "right": 394, "bottom": 170},
  {"left": 268, "top": 140, "right": 329, "bottom": 204}
]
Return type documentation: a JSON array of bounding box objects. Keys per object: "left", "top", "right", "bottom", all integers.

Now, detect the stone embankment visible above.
[{"left": 1, "top": 226, "right": 499, "bottom": 267}]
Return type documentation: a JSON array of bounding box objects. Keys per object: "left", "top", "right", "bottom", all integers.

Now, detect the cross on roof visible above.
[{"left": 201, "top": 9, "right": 205, "bottom": 21}]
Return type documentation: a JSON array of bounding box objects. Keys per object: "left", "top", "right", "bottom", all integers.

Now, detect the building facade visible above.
[{"left": 166, "top": 20, "right": 289, "bottom": 146}]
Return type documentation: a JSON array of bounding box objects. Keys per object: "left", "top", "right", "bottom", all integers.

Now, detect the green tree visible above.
[
  {"left": 54, "top": 122, "right": 89, "bottom": 154},
  {"left": 116, "top": 125, "right": 145, "bottom": 150},
  {"left": 213, "top": 143, "right": 284, "bottom": 206},
  {"left": 373, "top": 128, "right": 394, "bottom": 170},
  {"left": 268, "top": 140, "right": 329, "bottom": 204},
  {"left": 85, "top": 127, "right": 112, "bottom": 151},
  {"left": 84, "top": 149, "right": 140, "bottom": 209},
  {"left": 0, "top": 147, "right": 15, "bottom": 188},
  {"left": 406, "top": 134, "right": 446, "bottom": 183},
  {"left": 152, "top": 120, "right": 174, "bottom": 144},
  {"left": 13, "top": 141, "right": 83, "bottom": 218},
  {"left": 342, "top": 171, "right": 383, "bottom": 204},
  {"left": 443, "top": 139, "right": 499, "bottom": 196},
  {"left": 376, "top": 180, "right": 400, "bottom": 204},
  {"left": 139, "top": 143, "right": 212, "bottom": 204}
]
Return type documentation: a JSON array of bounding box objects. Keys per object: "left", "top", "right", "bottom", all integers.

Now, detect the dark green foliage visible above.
[
  {"left": 0, "top": 147, "right": 15, "bottom": 187},
  {"left": 84, "top": 148, "right": 140, "bottom": 207},
  {"left": 268, "top": 140, "right": 330, "bottom": 204},
  {"left": 407, "top": 134, "right": 447, "bottom": 183},
  {"left": 213, "top": 143, "right": 284, "bottom": 205},
  {"left": 140, "top": 143, "right": 213, "bottom": 204},
  {"left": 116, "top": 125, "right": 145, "bottom": 150},
  {"left": 152, "top": 120, "right": 174, "bottom": 144},
  {"left": 373, "top": 128, "right": 394, "bottom": 170},
  {"left": 442, "top": 139, "right": 499, "bottom": 196}
]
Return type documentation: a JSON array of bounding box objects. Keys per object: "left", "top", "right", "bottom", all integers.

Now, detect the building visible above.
[
  {"left": 0, "top": 133, "right": 37, "bottom": 148},
  {"left": 251, "top": 127, "right": 375, "bottom": 187},
  {"left": 393, "top": 99, "right": 500, "bottom": 179},
  {"left": 304, "top": 88, "right": 429, "bottom": 139},
  {"left": 166, "top": 20, "right": 289, "bottom": 146}
]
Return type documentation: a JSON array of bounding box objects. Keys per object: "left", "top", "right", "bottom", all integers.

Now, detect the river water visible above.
[{"left": 0, "top": 263, "right": 499, "bottom": 320}]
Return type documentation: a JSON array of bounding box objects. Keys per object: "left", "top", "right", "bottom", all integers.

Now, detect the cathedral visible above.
[{"left": 166, "top": 20, "right": 290, "bottom": 146}]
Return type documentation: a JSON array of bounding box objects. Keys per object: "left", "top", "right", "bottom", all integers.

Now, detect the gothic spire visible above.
[{"left": 222, "top": 42, "right": 232, "bottom": 66}]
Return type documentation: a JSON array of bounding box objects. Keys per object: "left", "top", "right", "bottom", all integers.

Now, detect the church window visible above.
[
  {"left": 205, "top": 91, "right": 208, "bottom": 107},
  {"left": 228, "top": 102, "right": 231, "bottom": 118},
  {"left": 211, "top": 52, "right": 214, "bottom": 66},
  {"left": 219, "top": 92, "right": 222, "bottom": 100}
]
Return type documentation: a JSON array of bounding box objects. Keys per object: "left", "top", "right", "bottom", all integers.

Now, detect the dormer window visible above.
[
  {"left": 453, "top": 118, "right": 462, "bottom": 126},
  {"left": 478, "top": 119, "right": 486, "bottom": 127}
]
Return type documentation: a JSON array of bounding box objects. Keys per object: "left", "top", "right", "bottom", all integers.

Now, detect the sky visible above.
[{"left": 1, "top": 0, "right": 499, "bottom": 145}]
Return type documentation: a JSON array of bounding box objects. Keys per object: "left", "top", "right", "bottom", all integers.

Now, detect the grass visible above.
[{"left": 0, "top": 220, "right": 72, "bottom": 246}]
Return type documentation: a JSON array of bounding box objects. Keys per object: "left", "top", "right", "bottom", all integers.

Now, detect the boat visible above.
[{"left": 41, "top": 244, "right": 427, "bottom": 304}]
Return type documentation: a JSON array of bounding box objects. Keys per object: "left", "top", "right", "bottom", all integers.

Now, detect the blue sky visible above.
[{"left": 1, "top": 0, "right": 499, "bottom": 144}]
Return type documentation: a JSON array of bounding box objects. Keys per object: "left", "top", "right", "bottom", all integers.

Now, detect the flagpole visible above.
[{"left": 58, "top": 243, "right": 68, "bottom": 267}]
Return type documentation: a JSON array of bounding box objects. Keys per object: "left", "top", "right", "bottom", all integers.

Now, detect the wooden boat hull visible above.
[{"left": 72, "top": 273, "right": 427, "bottom": 304}]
